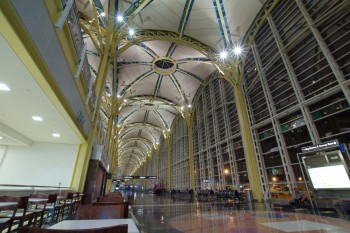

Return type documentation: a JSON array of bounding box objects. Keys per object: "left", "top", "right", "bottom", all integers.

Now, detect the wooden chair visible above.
[
  {"left": 43, "top": 194, "right": 58, "bottom": 226},
  {"left": 71, "top": 193, "right": 81, "bottom": 219},
  {"left": 0, "top": 196, "right": 35, "bottom": 231},
  {"left": 18, "top": 224, "right": 128, "bottom": 233},
  {"left": 29, "top": 194, "right": 49, "bottom": 228},
  {"left": 60, "top": 193, "right": 74, "bottom": 221},
  {"left": 76, "top": 202, "right": 129, "bottom": 220},
  {"left": 0, "top": 202, "right": 17, "bottom": 232}
]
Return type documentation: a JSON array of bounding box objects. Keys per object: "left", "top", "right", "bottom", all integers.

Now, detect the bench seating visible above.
[{"left": 75, "top": 202, "right": 129, "bottom": 220}]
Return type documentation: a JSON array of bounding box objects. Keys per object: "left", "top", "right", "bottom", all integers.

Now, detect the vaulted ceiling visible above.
[{"left": 75, "top": 0, "right": 266, "bottom": 175}]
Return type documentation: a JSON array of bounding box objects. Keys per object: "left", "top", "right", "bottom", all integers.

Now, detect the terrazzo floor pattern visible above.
[{"left": 127, "top": 193, "right": 350, "bottom": 233}]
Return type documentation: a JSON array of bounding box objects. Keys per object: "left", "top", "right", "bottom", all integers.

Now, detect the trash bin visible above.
[{"left": 245, "top": 189, "right": 252, "bottom": 202}]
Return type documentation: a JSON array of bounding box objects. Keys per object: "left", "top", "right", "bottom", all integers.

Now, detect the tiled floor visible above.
[{"left": 127, "top": 192, "right": 350, "bottom": 233}]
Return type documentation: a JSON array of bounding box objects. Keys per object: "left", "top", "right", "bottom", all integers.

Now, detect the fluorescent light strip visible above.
[
  {"left": 32, "top": 116, "right": 43, "bottom": 121},
  {"left": 0, "top": 83, "right": 10, "bottom": 91}
]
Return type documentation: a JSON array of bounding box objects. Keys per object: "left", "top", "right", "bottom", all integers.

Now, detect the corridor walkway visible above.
[{"left": 127, "top": 192, "right": 350, "bottom": 233}]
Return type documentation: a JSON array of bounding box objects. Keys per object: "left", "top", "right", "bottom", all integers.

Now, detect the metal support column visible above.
[
  {"left": 166, "top": 134, "right": 172, "bottom": 190},
  {"left": 188, "top": 122, "right": 195, "bottom": 190},
  {"left": 225, "top": 63, "right": 263, "bottom": 201}
]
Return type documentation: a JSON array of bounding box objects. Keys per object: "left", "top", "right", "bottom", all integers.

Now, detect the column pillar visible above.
[
  {"left": 165, "top": 133, "right": 172, "bottom": 190},
  {"left": 225, "top": 64, "right": 263, "bottom": 201}
]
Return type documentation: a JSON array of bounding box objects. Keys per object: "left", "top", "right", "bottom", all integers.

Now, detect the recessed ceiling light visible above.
[
  {"left": 32, "top": 116, "right": 43, "bottom": 121},
  {"left": 52, "top": 133, "right": 61, "bottom": 138},
  {"left": 100, "top": 12, "right": 106, "bottom": 17},
  {"left": 0, "top": 83, "right": 10, "bottom": 91},
  {"left": 0, "top": 136, "right": 2, "bottom": 139}
]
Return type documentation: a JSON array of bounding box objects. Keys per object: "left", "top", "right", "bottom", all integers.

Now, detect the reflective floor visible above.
[{"left": 127, "top": 192, "right": 350, "bottom": 233}]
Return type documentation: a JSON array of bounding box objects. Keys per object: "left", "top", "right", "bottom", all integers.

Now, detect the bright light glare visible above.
[
  {"left": 233, "top": 46, "right": 242, "bottom": 55},
  {"left": 100, "top": 12, "right": 106, "bottom": 17},
  {"left": 188, "top": 104, "right": 192, "bottom": 108},
  {"left": 0, "top": 83, "right": 10, "bottom": 91},
  {"left": 219, "top": 51, "right": 228, "bottom": 59},
  {"left": 117, "top": 15, "right": 123, "bottom": 22},
  {"left": 129, "top": 28, "right": 135, "bottom": 36},
  {"left": 52, "top": 133, "right": 61, "bottom": 138},
  {"left": 32, "top": 116, "right": 43, "bottom": 121}
]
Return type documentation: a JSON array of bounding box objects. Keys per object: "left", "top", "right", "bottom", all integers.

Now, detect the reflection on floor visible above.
[{"left": 127, "top": 192, "right": 350, "bottom": 233}]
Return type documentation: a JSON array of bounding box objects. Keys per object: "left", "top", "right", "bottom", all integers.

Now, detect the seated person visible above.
[
  {"left": 234, "top": 190, "right": 241, "bottom": 201},
  {"left": 290, "top": 187, "right": 307, "bottom": 208}
]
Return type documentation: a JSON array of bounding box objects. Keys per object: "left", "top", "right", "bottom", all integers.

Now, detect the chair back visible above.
[
  {"left": 29, "top": 194, "right": 47, "bottom": 199},
  {"left": 0, "top": 196, "right": 28, "bottom": 212},
  {"left": 97, "top": 196, "right": 123, "bottom": 203},
  {"left": 0, "top": 199, "right": 17, "bottom": 218},
  {"left": 48, "top": 194, "right": 58, "bottom": 204},
  {"left": 19, "top": 224, "right": 128, "bottom": 233}
]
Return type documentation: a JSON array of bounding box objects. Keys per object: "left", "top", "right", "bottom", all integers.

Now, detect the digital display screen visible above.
[{"left": 308, "top": 164, "right": 350, "bottom": 189}]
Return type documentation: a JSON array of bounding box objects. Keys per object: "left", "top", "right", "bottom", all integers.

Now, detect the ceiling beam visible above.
[
  {"left": 212, "top": 0, "right": 233, "bottom": 49},
  {"left": 178, "top": 0, "right": 196, "bottom": 37}
]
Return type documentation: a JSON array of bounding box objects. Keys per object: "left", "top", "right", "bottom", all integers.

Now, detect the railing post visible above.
[
  {"left": 55, "top": 0, "right": 74, "bottom": 29},
  {"left": 74, "top": 43, "right": 87, "bottom": 79}
]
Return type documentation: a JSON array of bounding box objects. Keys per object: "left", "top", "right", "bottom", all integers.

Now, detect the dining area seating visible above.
[
  {"left": 0, "top": 196, "right": 37, "bottom": 232},
  {"left": 76, "top": 191, "right": 128, "bottom": 220},
  {"left": 0, "top": 192, "right": 83, "bottom": 232},
  {"left": 18, "top": 224, "right": 128, "bottom": 233},
  {"left": 0, "top": 191, "right": 138, "bottom": 232},
  {"left": 0, "top": 200, "right": 17, "bottom": 232}
]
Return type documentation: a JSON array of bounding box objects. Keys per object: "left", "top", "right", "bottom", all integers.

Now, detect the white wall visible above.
[{"left": 0, "top": 142, "right": 79, "bottom": 187}]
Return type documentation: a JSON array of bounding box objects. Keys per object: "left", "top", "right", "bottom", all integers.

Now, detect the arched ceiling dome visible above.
[{"left": 75, "top": 0, "right": 266, "bottom": 176}]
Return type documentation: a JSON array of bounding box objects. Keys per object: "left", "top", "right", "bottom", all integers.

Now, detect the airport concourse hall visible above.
[{"left": 1, "top": 0, "right": 350, "bottom": 232}]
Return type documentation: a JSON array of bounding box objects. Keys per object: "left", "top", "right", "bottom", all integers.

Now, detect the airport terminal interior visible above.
[{"left": 1, "top": 0, "right": 350, "bottom": 232}]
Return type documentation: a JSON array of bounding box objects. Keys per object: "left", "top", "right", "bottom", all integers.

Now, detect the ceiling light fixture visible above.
[
  {"left": 0, "top": 136, "right": 2, "bottom": 139},
  {"left": 128, "top": 28, "right": 135, "bottom": 36},
  {"left": 32, "top": 116, "right": 43, "bottom": 121},
  {"left": 0, "top": 83, "right": 10, "bottom": 91},
  {"left": 117, "top": 15, "right": 123, "bottom": 22},
  {"left": 188, "top": 104, "right": 192, "bottom": 108},
  {"left": 100, "top": 12, "right": 106, "bottom": 17},
  {"left": 52, "top": 133, "right": 61, "bottom": 138},
  {"left": 219, "top": 51, "right": 228, "bottom": 60},
  {"left": 233, "top": 46, "right": 242, "bottom": 55}
]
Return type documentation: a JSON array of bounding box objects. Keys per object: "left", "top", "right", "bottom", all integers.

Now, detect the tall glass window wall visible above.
[
  {"left": 244, "top": 0, "right": 350, "bottom": 199},
  {"left": 192, "top": 76, "right": 248, "bottom": 191},
  {"left": 170, "top": 117, "right": 189, "bottom": 190}
]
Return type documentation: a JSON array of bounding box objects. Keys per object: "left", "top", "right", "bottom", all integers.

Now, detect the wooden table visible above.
[
  {"left": 28, "top": 198, "right": 48, "bottom": 203},
  {"left": 0, "top": 202, "right": 17, "bottom": 208},
  {"left": 49, "top": 219, "right": 139, "bottom": 233}
]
